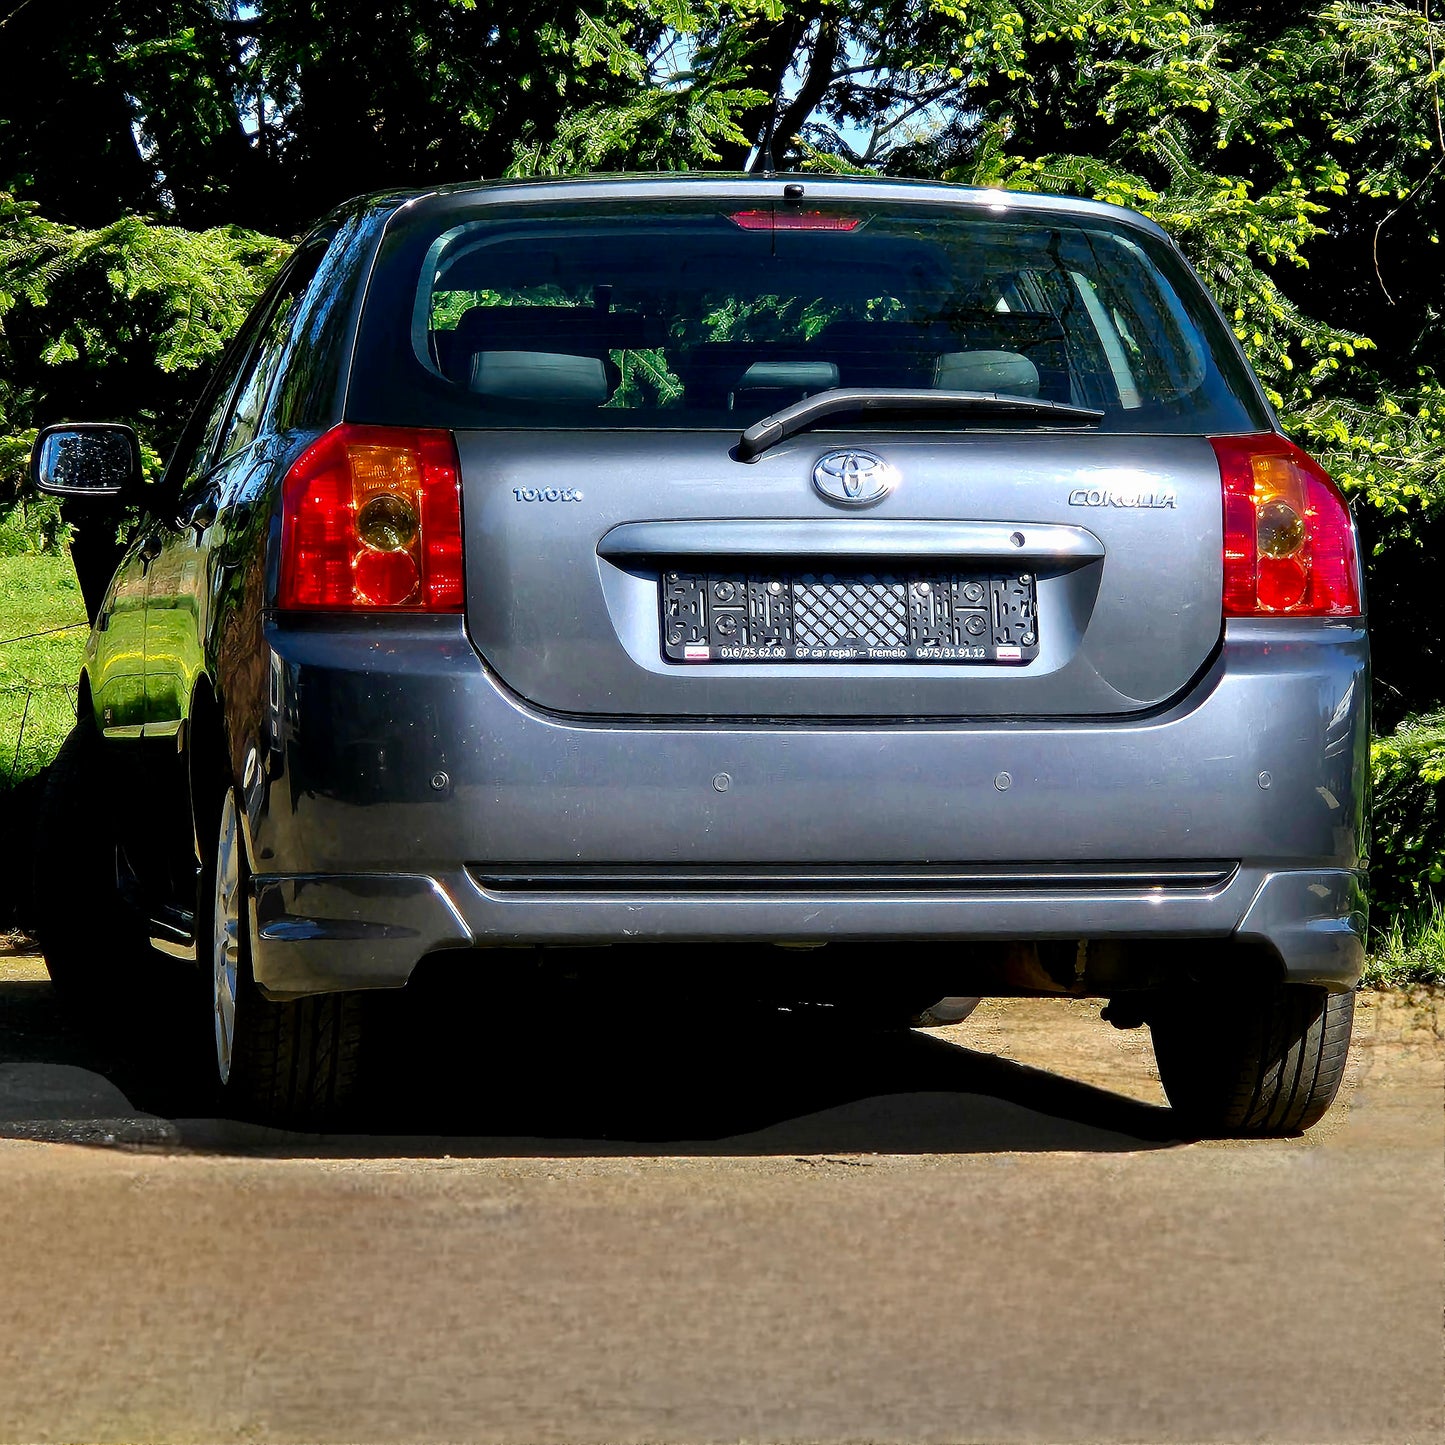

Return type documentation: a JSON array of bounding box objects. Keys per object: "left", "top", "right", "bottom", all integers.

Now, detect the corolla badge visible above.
[
  {"left": 1068, "top": 485, "right": 1176, "bottom": 509},
  {"left": 812, "top": 450, "right": 897, "bottom": 507}
]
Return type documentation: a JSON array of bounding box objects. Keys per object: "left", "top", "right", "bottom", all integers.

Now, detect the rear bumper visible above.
[
  {"left": 248, "top": 864, "right": 1366, "bottom": 998},
  {"left": 239, "top": 616, "right": 1369, "bottom": 997}
]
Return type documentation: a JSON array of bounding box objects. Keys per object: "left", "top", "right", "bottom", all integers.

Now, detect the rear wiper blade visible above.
[{"left": 736, "top": 388, "right": 1105, "bottom": 461}]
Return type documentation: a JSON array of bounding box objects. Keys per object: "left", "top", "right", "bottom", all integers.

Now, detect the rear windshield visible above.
[{"left": 350, "top": 197, "right": 1269, "bottom": 435}]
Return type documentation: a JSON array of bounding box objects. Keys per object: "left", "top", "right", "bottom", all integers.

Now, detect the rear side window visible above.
[
  {"left": 215, "top": 247, "right": 326, "bottom": 463},
  {"left": 352, "top": 197, "right": 1268, "bottom": 435}
]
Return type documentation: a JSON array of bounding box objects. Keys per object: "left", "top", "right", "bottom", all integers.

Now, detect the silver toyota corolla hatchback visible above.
[{"left": 31, "top": 176, "right": 1368, "bottom": 1133}]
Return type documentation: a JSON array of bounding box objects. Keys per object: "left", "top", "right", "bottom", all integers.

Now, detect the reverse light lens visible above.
[
  {"left": 1256, "top": 498, "right": 1305, "bottom": 559},
  {"left": 1212, "top": 434, "right": 1361, "bottom": 617},
  {"left": 356, "top": 492, "right": 420, "bottom": 552},
  {"left": 278, "top": 424, "right": 463, "bottom": 611}
]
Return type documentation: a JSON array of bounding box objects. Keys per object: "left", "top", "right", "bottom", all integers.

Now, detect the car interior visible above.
[{"left": 417, "top": 210, "right": 1203, "bottom": 421}]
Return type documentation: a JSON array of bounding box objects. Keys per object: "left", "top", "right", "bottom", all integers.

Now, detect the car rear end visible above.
[{"left": 249, "top": 177, "right": 1367, "bottom": 1133}]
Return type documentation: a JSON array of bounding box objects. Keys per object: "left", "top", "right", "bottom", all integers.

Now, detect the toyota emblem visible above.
[{"left": 812, "top": 450, "right": 897, "bottom": 507}]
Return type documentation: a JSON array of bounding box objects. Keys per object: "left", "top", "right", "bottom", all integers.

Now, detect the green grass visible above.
[
  {"left": 1362, "top": 901, "right": 1445, "bottom": 989},
  {"left": 0, "top": 551, "right": 88, "bottom": 787}
]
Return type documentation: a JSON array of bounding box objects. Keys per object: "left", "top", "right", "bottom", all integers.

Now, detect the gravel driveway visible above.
[{"left": 0, "top": 945, "right": 1438, "bottom": 1445}]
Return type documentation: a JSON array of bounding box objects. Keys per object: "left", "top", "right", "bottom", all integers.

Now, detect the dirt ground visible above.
[{"left": 0, "top": 940, "right": 1439, "bottom": 1445}]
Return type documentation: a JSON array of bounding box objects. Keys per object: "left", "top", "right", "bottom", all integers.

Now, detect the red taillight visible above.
[
  {"left": 1211, "top": 434, "right": 1362, "bottom": 618},
  {"left": 278, "top": 424, "right": 463, "bottom": 611},
  {"left": 727, "top": 208, "right": 863, "bottom": 231}
]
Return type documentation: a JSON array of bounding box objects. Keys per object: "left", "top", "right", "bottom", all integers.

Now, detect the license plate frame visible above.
[{"left": 660, "top": 570, "right": 1039, "bottom": 665}]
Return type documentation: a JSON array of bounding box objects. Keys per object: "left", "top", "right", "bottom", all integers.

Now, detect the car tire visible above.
[
  {"left": 32, "top": 715, "right": 155, "bottom": 1007},
  {"left": 1149, "top": 982, "right": 1354, "bottom": 1137},
  {"left": 912, "top": 995, "right": 982, "bottom": 1027},
  {"left": 205, "top": 784, "right": 368, "bottom": 1128}
]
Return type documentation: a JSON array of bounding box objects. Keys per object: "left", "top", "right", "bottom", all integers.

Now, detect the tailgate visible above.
[{"left": 459, "top": 428, "right": 1222, "bottom": 718}]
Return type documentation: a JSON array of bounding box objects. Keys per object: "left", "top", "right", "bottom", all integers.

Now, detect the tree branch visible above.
[
  {"left": 1373, "top": 148, "right": 1445, "bottom": 303},
  {"left": 767, "top": 18, "right": 842, "bottom": 164},
  {"left": 867, "top": 83, "right": 958, "bottom": 148},
  {"left": 0, "top": 0, "right": 40, "bottom": 30}
]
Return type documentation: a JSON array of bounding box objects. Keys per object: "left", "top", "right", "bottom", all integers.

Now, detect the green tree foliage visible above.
[
  {"left": 0, "top": 0, "right": 647, "bottom": 235},
  {"left": 0, "top": 0, "right": 657, "bottom": 491},
  {"left": 0, "top": 193, "right": 289, "bottom": 499},
  {"left": 1369, "top": 713, "right": 1445, "bottom": 915}
]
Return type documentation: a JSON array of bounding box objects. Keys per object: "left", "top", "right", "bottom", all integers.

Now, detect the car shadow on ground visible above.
[{"left": 0, "top": 957, "right": 1189, "bottom": 1157}]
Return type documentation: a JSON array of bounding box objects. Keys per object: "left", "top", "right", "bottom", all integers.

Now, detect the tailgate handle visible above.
[{"left": 598, "top": 519, "right": 1103, "bottom": 564}]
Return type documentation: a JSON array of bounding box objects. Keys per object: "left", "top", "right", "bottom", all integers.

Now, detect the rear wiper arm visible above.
[{"left": 736, "top": 388, "right": 1105, "bottom": 461}]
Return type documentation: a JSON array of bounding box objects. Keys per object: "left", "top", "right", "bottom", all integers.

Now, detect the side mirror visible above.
[{"left": 31, "top": 422, "right": 142, "bottom": 501}]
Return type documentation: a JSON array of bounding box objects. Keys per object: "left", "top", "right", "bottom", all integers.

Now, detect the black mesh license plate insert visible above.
[{"left": 661, "top": 571, "right": 1039, "bottom": 664}]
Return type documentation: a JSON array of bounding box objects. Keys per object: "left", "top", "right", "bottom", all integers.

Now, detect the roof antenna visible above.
[{"left": 756, "top": 84, "right": 782, "bottom": 176}]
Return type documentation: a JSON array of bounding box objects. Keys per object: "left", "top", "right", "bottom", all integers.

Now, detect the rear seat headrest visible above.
[
  {"left": 471, "top": 350, "right": 609, "bottom": 403},
  {"left": 738, "top": 361, "right": 840, "bottom": 393},
  {"left": 934, "top": 350, "right": 1040, "bottom": 397}
]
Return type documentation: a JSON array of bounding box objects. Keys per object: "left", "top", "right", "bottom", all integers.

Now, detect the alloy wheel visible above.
[{"left": 212, "top": 791, "right": 242, "bottom": 1085}]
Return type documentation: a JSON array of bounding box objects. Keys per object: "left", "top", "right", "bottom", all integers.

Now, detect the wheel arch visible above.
[
  {"left": 75, "top": 669, "right": 94, "bottom": 724},
  {"left": 186, "top": 679, "right": 228, "bottom": 845},
  {"left": 185, "top": 676, "right": 263, "bottom": 883}
]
